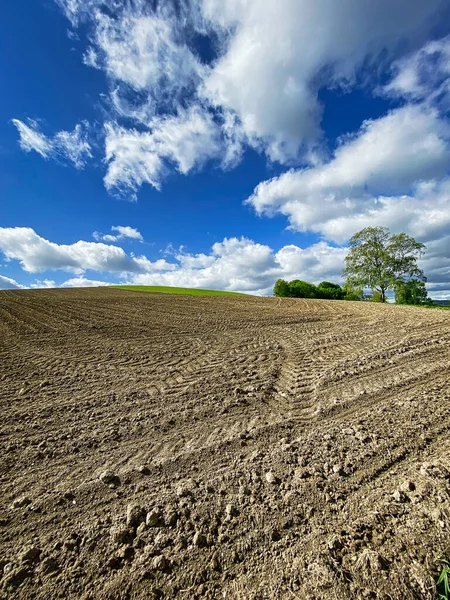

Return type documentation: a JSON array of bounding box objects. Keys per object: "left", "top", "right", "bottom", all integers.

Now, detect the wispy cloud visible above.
[
  {"left": 104, "top": 107, "right": 221, "bottom": 195},
  {"left": 12, "top": 118, "right": 52, "bottom": 158},
  {"left": 382, "top": 35, "right": 450, "bottom": 108},
  {"left": 12, "top": 119, "right": 92, "bottom": 168}
]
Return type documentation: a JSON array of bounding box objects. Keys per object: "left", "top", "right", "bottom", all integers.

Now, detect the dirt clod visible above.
[
  {"left": 126, "top": 503, "right": 145, "bottom": 527},
  {"left": 19, "top": 547, "right": 41, "bottom": 563},
  {"left": 192, "top": 532, "right": 207, "bottom": 548},
  {"left": 146, "top": 508, "right": 162, "bottom": 527},
  {"left": 152, "top": 555, "right": 167, "bottom": 571},
  {"left": 39, "top": 557, "right": 59, "bottom": 575},
  {"left": 99, "top": 470, "right": 119, "bottom": 485},
  {"left": 110, "top": 524, "right": 133, "bottom": 545},
  {"left": 392, "top": 490, "right": 408, "bottom": 503},
  {"left": 11, "top": 496, "right": 31, "bottom": 509}
]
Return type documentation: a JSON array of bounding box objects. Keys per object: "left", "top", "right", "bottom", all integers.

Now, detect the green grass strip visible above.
[{"left": 110, "top": 285, "right": 247, "bottom": 297}]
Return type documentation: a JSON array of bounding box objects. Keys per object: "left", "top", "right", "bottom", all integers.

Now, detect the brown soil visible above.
[{"left": 1, "top": 288, "right": 449, "bottom": 599}]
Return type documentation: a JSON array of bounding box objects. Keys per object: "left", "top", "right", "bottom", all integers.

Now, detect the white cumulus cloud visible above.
[
  {"left": 93, "top": 225, "right": 143, "bottom": 242},
  {"left": 0, "top": 227, "right": 350, "bottom": 295},
  {"left": 50, "top": 0, "right": 450, "bottom": 193},
  {"left": 1, "top": 228, "right": 448, "bottom": 297},
  {"left": 0, "top": 274, "right": 25, "bottom": 289},
  {"left": 247, "top": 104, "right": 450, "bottom": 243},
  {"left": 61, "top": 276, "right": 112, "bottom": 287},
  {"left": 202, "top": 0, "right": 445, "bottom": 162},
  {"left": 30, "top": 279, "right": 56, "bottom": 289},
  {"left": 0, "top": 227, "right": 174, "bottom": 275},
  {"left": 130, "top": 237, "right": 348, "bottom": 295}
]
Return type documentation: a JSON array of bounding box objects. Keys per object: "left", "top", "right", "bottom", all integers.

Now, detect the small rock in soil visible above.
[
  {"left": 210, "top": 553, "right": 221, "bottom": 571},
  {"left": 392, "top": 490, "right": 407, "bottom": 503},
  {"left": 106, "top": 556, "right": 122, "bottom": 570},
  {"left": 176, "top": 478, "right": 197, "bottom": 498},
  {"left": 175, "top": 536, "right": 188, "bottom": 551},
  {"left": 3, "top": 563, "right": 15, "bottom": 575},
  {"left": 400, "top": 480, "right": 416, "bottom": 492},
  {"left": 332, "top": 464, "right": 345, "bottom": 476},
  {"left": 154, "top": 532, "right": 173, "bottom": 550},
  {"left": 265, "top": 471, "right": 279, "bottom": 484},
  {"left": 239, "top": 485, "right": 251, "bottom": 496},
  {"left": 2, "top": 566, "right": 32, "bottom": 587},
  {"left": 164, "top": 510, "right": 178, "bottom": 527},
  {"left": 225, "top": 504, "right": 237, "bottom": 518},
  {"left": 116, "top": 545, "right": 135, "bottom": 561},
  {"left": 327, "top": 536, "right": 343, "bottom": 552}
]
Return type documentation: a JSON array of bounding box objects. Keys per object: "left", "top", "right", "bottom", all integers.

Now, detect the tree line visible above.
[
  {"left": 274, "top": 226, "right": 433, "bottom": 306},
  {"left": 274, "top": 279, "right": 363, "bottom": 300}
]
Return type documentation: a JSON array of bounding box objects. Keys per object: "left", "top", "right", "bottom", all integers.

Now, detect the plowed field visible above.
[{"left": 1, "top": 288, "right": 449, "bottom": 599}]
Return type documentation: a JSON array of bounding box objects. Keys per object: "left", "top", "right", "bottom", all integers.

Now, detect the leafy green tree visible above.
[
  {"left": 317, "top": 281, "right": 344, "bottom": 300},
  {"left": 395, "top": 279, "right": 430, "bottom": 305},
  {"left": 273, "top": 279, "right": 291, "bottom": 297},
  {"left": 289, "top": 280, "right": 318, "bottom": 298},
  {"left": 369, "top": 291, "right": 384, "bottom": 302},
  {"left": 343, "top": 227, "right": 426, "bottom": 303},
  {"left": 342, "top": 282, "right": 364, "bottom": 301}
]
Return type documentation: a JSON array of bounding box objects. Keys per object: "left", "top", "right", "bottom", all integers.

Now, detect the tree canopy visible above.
[{"left": 343, "top": 227, "right": 426, "bottom": 302}]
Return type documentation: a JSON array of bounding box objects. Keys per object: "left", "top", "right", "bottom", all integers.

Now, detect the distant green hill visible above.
[{"left": 111, "top": 285, "right": 247, "bottom": 297}]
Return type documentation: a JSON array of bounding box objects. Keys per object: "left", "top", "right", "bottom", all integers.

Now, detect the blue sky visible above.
[{"left": 1, "top": 0, "right": 450, "bottom": 296}]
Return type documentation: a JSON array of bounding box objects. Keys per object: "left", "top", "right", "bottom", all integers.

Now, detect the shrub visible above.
[
  {"left": 370, "top": 291, "right": 383, "bottom": 302},
  {"left": 317, "top": 281, "right": 344, "bottom": 300},
  {"left": 273, "top": 279, "right": 291, "bottom": 297},
  {"left": 395, "top": 279, "right": 430, "bottom": 305},
  {"left": 289, "top": 280, "right": 318, "bottom": 298}
]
